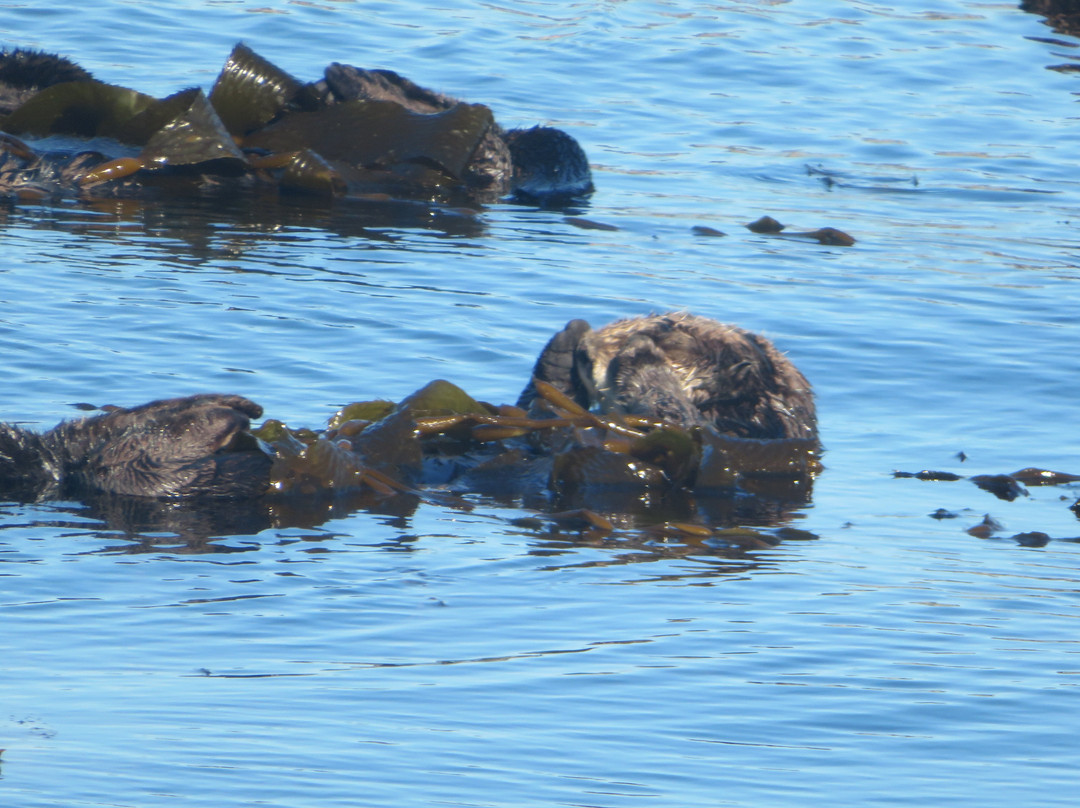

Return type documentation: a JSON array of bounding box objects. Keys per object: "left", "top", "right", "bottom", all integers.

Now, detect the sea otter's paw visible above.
[{"left": 517, "top": 318, "right": 594, "bottom": 414}]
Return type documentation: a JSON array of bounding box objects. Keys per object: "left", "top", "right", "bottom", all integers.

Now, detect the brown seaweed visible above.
[
  {"left": 697, "top": 431, "right": 821, "bottom": 489},
  {"left": 208, "top": 42, "right": 304, "bottom": 136},
  {"left": 244, "top": 99, "right": 497, "bottom": 181},
  {"left": 276, "top": 148, "right": 346, "bottom": 197},
  {"left": 137, "top": 88, "right": 247, "bottom": 170},
  {"left": 628, "top": 426, "right": 701, "bottom": 488},
  {"left": 327, "top": 400, "right": 396, "bottom": 430},
  {"left": 2, "top": 79, "right": 155, "bottom": 138}
]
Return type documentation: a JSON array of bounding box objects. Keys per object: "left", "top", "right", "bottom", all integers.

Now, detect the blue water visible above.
[{"left": 2, "top": 1, "right": 1080, "bottom": 806}]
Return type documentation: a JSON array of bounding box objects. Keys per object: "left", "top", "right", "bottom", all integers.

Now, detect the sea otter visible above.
[
  {"left": 0, "top": 315, "right": 817, "bottom": 504},
  {"left": 0, "top": 44, "right": 594, "bottom": 204},
  {"left": 518, "top": 313, "right": 817, "bottom": 441}
]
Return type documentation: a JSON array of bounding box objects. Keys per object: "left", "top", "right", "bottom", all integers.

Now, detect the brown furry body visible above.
[{"left": 519, "top": 313, "right": 817, "bottom": 441}]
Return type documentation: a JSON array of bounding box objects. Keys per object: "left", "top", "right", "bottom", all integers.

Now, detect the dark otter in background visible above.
[
  {"left": 518, "top": 313, "right": 817, "bottom": 442},
  {"left": 0, "top": 45, "right": 594, "bottom": 204},
  {"left": 0, "top": 315, "right": 816, "bottom": 503}
]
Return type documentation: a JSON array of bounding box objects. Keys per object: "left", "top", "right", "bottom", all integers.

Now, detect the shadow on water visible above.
[
  {"left": 0, "top": 181, "right": 599, "bottom": 266},
  {"left": 3, "top": 192, "right": 480, "bottom": 258},
  {"left": 0, "top": 473, "right": 817, "bottom": 576}
]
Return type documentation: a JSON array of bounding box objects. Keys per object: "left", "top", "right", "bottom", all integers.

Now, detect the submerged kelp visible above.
[{"left": 0, "top": 43, "right": 593, "bottom": 205}]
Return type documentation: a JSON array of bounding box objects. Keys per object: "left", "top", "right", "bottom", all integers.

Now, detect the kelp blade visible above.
[
  {"left": 396, "top": 379, "right": 491, "bottom": 418},
  {"left": 278, "top": 149, "right": 347, "bottom": 197},
  {"left": 2, "top": 80, "right": 156, "bottom": 138},
  {"left": 244, "top": 99, "right": 495, "bottom": 180},
  {"left": 209, "top": 43, "right": 303, "bottom": 136},
  {"left": 138, "top": 89, "right": 247, "bottom": 169}
]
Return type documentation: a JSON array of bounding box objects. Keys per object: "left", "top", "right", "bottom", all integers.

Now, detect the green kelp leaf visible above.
[
  {"left": 209, "top": 43, "right": 304, "bottom": 136},
  {"left": 327, "top": 400, "right": 395, "bottom": 430},
  {"left": 137, "top": 89, "right": 247, "bottom": 170},
  {"left": 116, "top": 87, "right": 204, "bottom": 145},
  {"left": 397, "top": 379, "right": 490, "bottom": 418},
  {"left": 278, "top": 149, "right": 347, "bottom": 197},
  {"left": 349, "top": 407, "right": 423, "bottom": 481},
  {"left": 629, "top": 426, "right": 701, "bottom": 488},
  {"left": 269, "top": 435, "right": 368, "bottom": 495},
  {"left": 252, "top": 418, "right": 306, "bottom": 448},
  {"left": 3, "top": 80, "right": 156, "bottom": 138},
  {"left": 395, "top": 380, "right": 494, "bottom": 451},
  {"left": 244, "top": 99, "right": 495, "bottom": 180}
]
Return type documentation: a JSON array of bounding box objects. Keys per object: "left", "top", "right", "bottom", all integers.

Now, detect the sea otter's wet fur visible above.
[
  {"left": 1, "top": 315, "right": 816, "bottom": 502},
  {"left": 519, "top": 313, "right": 817, "bottom": 441},
  {"left": 0, "top": 48, "right": 94, "bottom": 116},
  {"left": 0, "top": 395, "right": 271, "bottom": 501}
]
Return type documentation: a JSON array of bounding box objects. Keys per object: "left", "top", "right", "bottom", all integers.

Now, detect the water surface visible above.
[{"left": 2, "top": 2, "right": 1079, "bottom": 806}]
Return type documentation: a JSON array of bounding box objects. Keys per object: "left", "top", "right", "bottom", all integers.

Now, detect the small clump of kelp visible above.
[{"left": 897, "top": 462, "right": 1080, "bottom": 547}]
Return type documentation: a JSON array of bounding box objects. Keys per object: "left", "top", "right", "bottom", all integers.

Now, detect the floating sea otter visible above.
[
  {"left": 0, "top": 314, "right": 818, "bottom": 514},
  {"left": 0, "top": 44, "right": 593, "bottom": 205}
]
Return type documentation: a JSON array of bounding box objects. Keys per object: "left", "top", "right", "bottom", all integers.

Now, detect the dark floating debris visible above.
[
  {"left": 746, "top": 215, "right": 785, "bottom": 234},
  {"left": 1008, "top": 467, "right": 1080, "bottom": 486},
  {"left": 903, "top": 460, "right": 1080, "bottom": 546},
  {"left": 1010, "top": 531, "right": 1051, "bottom": 548},
  {"left": 966, "top": 514, "right": 1004, "bottom": 538},
  {"left": 895, "top": 465, "right": 1079, "bottom": 502},
  {"left": 930, "top": 508, "right": 959, "bottom": 519},
  {"left": 965, "top": 517, "right": 1054, "bottom": 547},
  {"left": 691, "top": 225, "right": 727, "bottom": 237},
  {"left": 894, "top": 469, "right": 964, "bottom": 481},
  {"left": 970, "top": 474, "right": 1028, "bottom": 502},
  {"left": 563, "top": 216, "right": 619, "bottom": 232},
  {"left": 745, "top": 215, "right": 854, "bottom": 245},
  {"left": 795, "top": 227, "right": 855, "bottom": 246}
]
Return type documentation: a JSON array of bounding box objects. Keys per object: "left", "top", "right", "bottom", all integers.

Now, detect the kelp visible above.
[
  {"left": 269, "top": 434, "right": 371, "bottom": 495},
  {"left": 244, "top": 99, "right": 496, "bottom": 180},
  {"left": 696, "top": 430, "right": 821, "bottom": 489},
  {"left": 551, "top": 445, "right": 669, "bottom": 491},
  {"left": 327, "top": 400, "right": 396, "bottom": 430},
  {"left": 2, "top": 79, "right": 156, "bottom": 138},
  {"left": 628, "top": 426, "right": 701, "bottom": 488},
  {"left": 5, "top": 82, "right": 247, "bottom": 176},
  {"left": 396, "top": 379, "right": 491, "bottom": 418},
  {"left": 137, "top": 88, "right": 247, "bottom": 169},
  {"left": 208, "top": 42, "right": 304, "bottom": 136},
  {"left": 276, "top": 148, "right": 346, "bottom": 197},
  {"left": 71, "top": 373, "right": 816, "bottom": 539}
]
